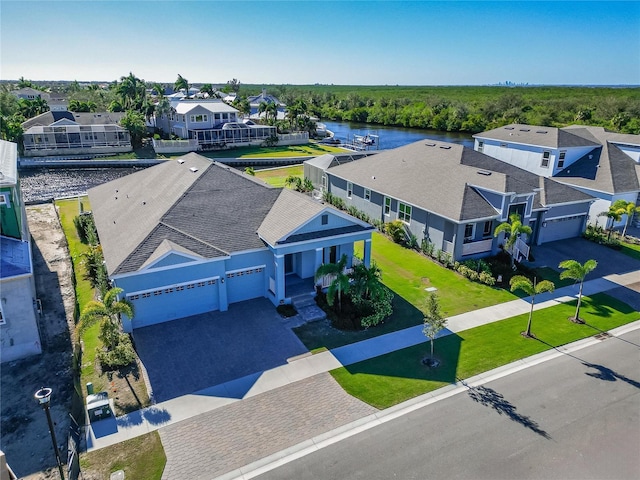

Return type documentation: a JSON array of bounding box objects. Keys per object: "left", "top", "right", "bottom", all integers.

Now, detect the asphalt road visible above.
[{"left": 258, "top": 329, "right": 640, "bottom": 480}]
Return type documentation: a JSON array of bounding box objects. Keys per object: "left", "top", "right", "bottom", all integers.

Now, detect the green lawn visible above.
[
  {"left": 255, "top": 165, "right": 303, "bottom": 187},
  {"left": 331, "top": 293, "right": 638, "bottom": 409},
  {"left": 201, "top": 143, "right": 346, "bottom": 159},
  {"left": 295, "top": 233, "right": 518, "bottom": 351},
  {"left": 620, "top": 240, "right": 640, "bottom": 261}
]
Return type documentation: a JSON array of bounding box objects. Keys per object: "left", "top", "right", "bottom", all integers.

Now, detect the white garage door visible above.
[
  {"left": 541, "top": 216, "right": 585, "bottom": 243},
  {"left": 226, "top": 266, "right": 265, "bottom": 304},
  {"left": 128, "top": 278, "right": 220, "bottom": 329}
]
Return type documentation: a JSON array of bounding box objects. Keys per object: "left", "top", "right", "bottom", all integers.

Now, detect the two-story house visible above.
[
  {"left": 0, "top": 140, "right": 42, "bottom": 362},
  {"left": 306, "top": 140, "right": 594, "bottom": 262},
  {"left": 473, "top": 125, "right": 640, "bottom": 228}
]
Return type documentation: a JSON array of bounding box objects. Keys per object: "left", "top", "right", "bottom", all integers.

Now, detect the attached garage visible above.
[
  {"left": 225, "top": 266, "right": 266, "bottom": 304},
  {"left": 127, "top": 277, "right": 220, "bottom": 328},
  {"left": 540, "top": 215, "right": 586, "bottom": 243}
]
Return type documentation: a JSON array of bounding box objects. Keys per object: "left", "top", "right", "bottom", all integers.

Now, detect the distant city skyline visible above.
[{"left": 1, "top": 0, "right": 639, "bottom": 86}]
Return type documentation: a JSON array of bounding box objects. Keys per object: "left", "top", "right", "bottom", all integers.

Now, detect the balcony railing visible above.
[{"left": 462, "top": 238, "right": 493, "bottom": 256}]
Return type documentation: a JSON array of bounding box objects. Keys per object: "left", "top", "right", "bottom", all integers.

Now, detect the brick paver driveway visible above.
[
  {"left": 159, "top": 373, "right": 377, "bottom": 480},
  {"left": 133, "top": 298, "right": 308, "bottom": 402}
]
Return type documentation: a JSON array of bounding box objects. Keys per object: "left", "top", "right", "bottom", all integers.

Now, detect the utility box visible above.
[{"left": 86, "top": 391, "right": 113, "bottom": 422}]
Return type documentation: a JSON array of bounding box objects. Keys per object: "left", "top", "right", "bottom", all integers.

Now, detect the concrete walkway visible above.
[{"left": 84, "top": 268, "right": 639, "bottom": 452}]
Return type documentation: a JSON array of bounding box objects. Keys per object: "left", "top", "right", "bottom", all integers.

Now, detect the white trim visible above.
[
  {"left": 139, "top": 250, "right": 203, "bottom": 271},
  {"left": 125, "top": 275, "right": 221, "bottom": 297},
  {"left": 384, "top": 196, "right": 391, "bottom": 216},
  {"left": 543, "top": 213, "right": 587, "bottom": 222},
  {"left": 225, "top": 264, "right": 266, "bottom": 275},
  {"left": 346, "top": 182, "right": 353, "bottom": 199},
  {"left": 270, "top": 228, "right": 374, "bottom": 251},
  {"left": 110, "top": 254, "right": 231, "bottom": 280},
  {"left": 364, "top": 188, "right": 371, "bottom": 201}
]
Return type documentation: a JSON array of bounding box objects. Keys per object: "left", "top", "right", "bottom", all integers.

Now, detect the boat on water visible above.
[{"left": 354, "top": 134, "right": 378, "bottom": 146}]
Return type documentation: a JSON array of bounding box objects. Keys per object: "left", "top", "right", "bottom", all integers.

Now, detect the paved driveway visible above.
[
  {"left": 527, "top": 237, "right": 640, "bottom": 277},
  {"left": 133, "top": 298, "right": 308, "bottom": 403}
]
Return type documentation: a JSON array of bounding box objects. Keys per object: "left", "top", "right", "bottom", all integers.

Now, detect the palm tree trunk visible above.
[
  {"left": 574, "top": 281, "right": 583, "bottom": 322},
  {"left": 430, "top": 338, "right": 434, "bottom": 357}
]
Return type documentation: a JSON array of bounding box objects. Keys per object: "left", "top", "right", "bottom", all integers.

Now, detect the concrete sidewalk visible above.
[{"left": 85, "top": 269, "right": 640, "bottom": 451}]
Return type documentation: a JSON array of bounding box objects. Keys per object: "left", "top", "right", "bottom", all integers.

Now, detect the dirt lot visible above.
[{"left": 1, "top": 204, "right": 76, "bottom": 479}]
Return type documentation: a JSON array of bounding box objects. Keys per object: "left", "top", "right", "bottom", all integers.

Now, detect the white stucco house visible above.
[{"left": 473, "top": 125, "right": 640, "bottom": 228}]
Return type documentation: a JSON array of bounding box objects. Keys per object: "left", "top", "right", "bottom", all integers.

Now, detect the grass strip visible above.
[{"left": 331, "top": 293, "right": 638, "bottom": 409}]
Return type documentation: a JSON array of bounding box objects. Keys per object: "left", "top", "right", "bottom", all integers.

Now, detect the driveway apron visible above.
[
  {"left": 132, "top": 298, "right": 309, "bottom": 402},
  {"left": 526, "top": 237, "right": 640, "bottom": 277}
]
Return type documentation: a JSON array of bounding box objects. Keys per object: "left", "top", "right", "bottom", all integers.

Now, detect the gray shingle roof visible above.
[
  {"left": 555, "top": 127, "right": 640, "bottom": 194},
  {"left": 21, "top": 111, "right": 125, "bottom": 129},
  {"left": 327, "top": 140, "right": 591, "bottom": 222},
  {"left": 473, "top": 124, "right": 599, "bottom": 149}
]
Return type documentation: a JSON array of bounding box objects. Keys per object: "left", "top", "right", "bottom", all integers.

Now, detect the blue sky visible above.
[{"left": 1, "top": 0, "right": 639, "bottom": 85}]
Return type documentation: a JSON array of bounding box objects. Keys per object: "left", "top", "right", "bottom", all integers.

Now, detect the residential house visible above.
[
  {"left": 21, "top": 111, "right": 132, "bottom": 157},
  {"left": 248, "top": 89, "right": 287, "bottom": 120},
  {"left": 155, "top": 99, "right": 277, "bottom": 150},
  {"left": 88, "top": 154, "right": 373, "bottom": 331},
  {"left": 47, "top": 94, "right": 68, "bottom": 112},
  {"left": 10, "top": 87, "right": 50, "bottom": 102},
  {"left": 473, "top": 125, "right": 640, "bottom": 228},
  {"left": 306, "top": 140, "right": 594, "bottom": 262},
  {"left": 0, "top": 140, "right": 42, "bottom": 362}
]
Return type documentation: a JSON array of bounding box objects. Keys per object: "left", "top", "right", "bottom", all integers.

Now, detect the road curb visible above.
[{"left": 216, "top": 319, "right": 640, "bottom": 480}]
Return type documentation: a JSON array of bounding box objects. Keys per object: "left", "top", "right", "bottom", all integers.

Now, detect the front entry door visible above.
[{"left": 285, "top": 253, "right": 294, "bottom": 274}]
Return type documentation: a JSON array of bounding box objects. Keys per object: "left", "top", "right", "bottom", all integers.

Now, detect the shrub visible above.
[
  {"left": 408, "top": 234, "right": 419, "bottom": 250},
  {"left": 479, "top": 272, "right": 496, "bottom": 286},
  {"left": 276, "top": 304, "right": 298, "bottom": 318},
  {"left": 385, "top": 220, "right": 406, "bottom": 244}
]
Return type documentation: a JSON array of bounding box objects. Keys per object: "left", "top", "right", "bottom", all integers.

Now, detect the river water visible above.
[{"left": 20, "top": 122, "right": 474, "bottom": 203}]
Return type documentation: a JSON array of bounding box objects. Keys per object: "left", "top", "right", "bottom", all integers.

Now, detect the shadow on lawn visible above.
[
  {"left": 341, "top": 333, "right": 463, "bottom": 384},
  {"left": 461, "top": 382, "right": 551, "bottom": 439}
]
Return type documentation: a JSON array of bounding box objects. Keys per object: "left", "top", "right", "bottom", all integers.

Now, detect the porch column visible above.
[
  {"left": 274, "top": 254, "right": 286, "bottom": 303},
  {"left": 315, "top": 248, "right": 323, "bottom": 275},
  {"left": 363, "top": 239, "right": 372, "bottom": 268}
]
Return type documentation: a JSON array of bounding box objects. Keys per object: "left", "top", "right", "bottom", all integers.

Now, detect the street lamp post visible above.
[{"left": 34, "top": 387, "right": 65, "bottom": 480}]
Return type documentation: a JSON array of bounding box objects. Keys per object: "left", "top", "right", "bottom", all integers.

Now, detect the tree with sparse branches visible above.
[
  {"left": 558, "top": 259, "right": 598, "bottom": 323},
  {"left": 494, "top": 213, "right": 532, "bottom": 268},
  {"left": 509, "top": 275, "right": 555, "bottom": 337},
  {"left": 422, "top": 293, "right": 447, "bottom": 365}
]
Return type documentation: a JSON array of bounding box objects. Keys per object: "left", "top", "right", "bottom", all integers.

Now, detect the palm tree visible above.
[
  {"left": 611, "top": 199, "right": 640, "bottom": 238},
  {"left": 258, "top": 101, "right": 269, "bottom": 122},
  {"left": 151, "top": 82, "right": 165, "bottom": 98},
  {"left": 174, "top": 74, "right": 190, "bottom": 99},
  {"left": 200, "top": 83, "right": 214, "bottom": 97},
  {"left": 602, "top": 201, "right": 627, "bottom": 239},
  {"left": 315, "top": 254, "right": 350, "bottom": 312},
  {"left": 494, "top": 213, "right": 532, "bottom": 268},
  {"left": 117, "top": 72, "right": 145, "bottom": 110},
  {"left": 349, "top": 261, "right": 383, "bottom": 301},
  {"left": 509, "top": 275, "right": 555, "bottom": 338},
  {"left": 558, "top": 259, "right": 598, "bottom": 323},
  {"left": 79, "top": 287, "right": 134, "bottom": 335}
]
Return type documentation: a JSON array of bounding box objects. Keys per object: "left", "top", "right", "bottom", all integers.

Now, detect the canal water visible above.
[{"left": 20, "top": 123, "right": 475, "bottom": 203}]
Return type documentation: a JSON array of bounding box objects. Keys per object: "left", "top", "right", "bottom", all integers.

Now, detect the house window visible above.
[
  {"left": 0, "top": 302, "right": 5, "bottom": 325},
  {"left": 464, "top": 223, "right": 475, "bottom": 242},
  {"left": 478, "top": 141, "right": 484, "bottom": 153},
  {"left": 0, "top": 193, "right": 7, "bottom": 206},
  {"left": 541, "top": 151, "right": 551, "bottom": 168},
  {"left": 347, "top": 182, "right": 353, "bottom": 199},
  {"left": 321, "top": 175, "right": 327, "bottom": 191},
  {"left": 321, "top": 214, "right": 328, "bottom": 225},
  {"left": 508, "top": 203, "right": 526, "bottom": 219},
  {"left": 384, "top": 197, "right": 391, "bottom": 216},
  {"left": 399, "top": 203, "right": 412, "bottom": 223},
  {"left": 558, "top": 151, "right": 566, "bottom": 168},
  {"left": 483, "top": 221, "right": 492, "bottom": 237},
  {"left": 189, "top": 114, "right": 208, "bottom": 123},
  {"left": 364, "top": 188, "right": 371, "bottom": 201}
]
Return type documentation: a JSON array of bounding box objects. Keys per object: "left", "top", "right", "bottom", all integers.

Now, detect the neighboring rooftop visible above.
[
  {"left": 473, "top": 124, "right": 600, "bottom": 149},
  {"left": 327, "top": 140, "right": 592, "bottom": 222},
  {"left": 21, "top": 111, "right": 126, "bottom": 129},
  {"left": 0, "top": 236, "right": 31, "bottom": 278},
  {"left": 0, "top": 140, "right": 18, "bottom": 185}
]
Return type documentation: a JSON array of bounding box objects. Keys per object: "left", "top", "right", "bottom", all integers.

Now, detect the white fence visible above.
[
  {"left": 152, "top": 139, "right": 200, "bottom": 154},
  {"left": 278, "top": 132, "right": 309, "bottom": 146},
  {"left": 462, "top": 238, "right": 493, "bottom": 256}
]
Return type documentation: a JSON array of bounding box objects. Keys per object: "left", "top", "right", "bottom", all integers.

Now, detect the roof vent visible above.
[
  {"left": 536, "top": 130, "right": 548, "bottom": 134},
  {"left": 520, "top": 128, "right": 530, "bottom": 132},
  {"left": 425, "top": 142, "right": 436, "bottom": 147},
  {"left": 439, "top": 145, "right": 451, "bottom": 149},
  {"left": 505, "top": 127, "right": 515, "bottom": 130},
  {"left": 177, "top": 159, "right": 185, "bottom": 164},
  {"left": 477, "top": 170, "right": 492, "bottom": 176},
  {"left": 189, "top": 167, "right": 198, "bottom": 172}
]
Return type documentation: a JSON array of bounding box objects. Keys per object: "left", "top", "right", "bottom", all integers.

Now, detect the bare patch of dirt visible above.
[{"left": 1, "top": 204, "right": 76, "bottom": 479}]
